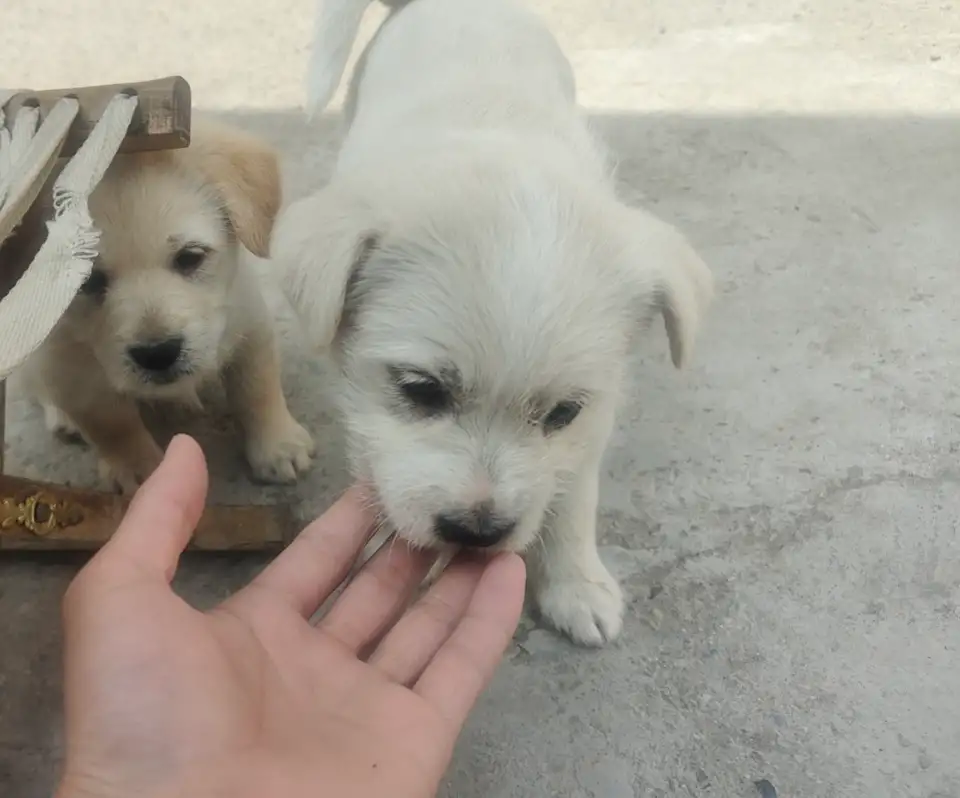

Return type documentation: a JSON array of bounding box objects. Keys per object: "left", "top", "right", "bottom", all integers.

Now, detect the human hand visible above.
[{"left": 56, "top": 434, "right": 526, "bottom": 798}]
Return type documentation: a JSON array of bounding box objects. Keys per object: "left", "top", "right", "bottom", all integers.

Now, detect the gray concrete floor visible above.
[{"left": 3, "top": 1, "right": 960, "bottom": 796}]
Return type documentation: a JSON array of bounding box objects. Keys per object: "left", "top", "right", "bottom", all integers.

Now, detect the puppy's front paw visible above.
[
  {"left": 535, "top": 562, "right": 624, "bottom": 647},
  {"left": 97, "top": 458, "right": 157, "bottom": 496},
  {"left": 43, "top": 404, "right": 85, "bottom": 445},
  {"left": 246, "top": 414, "right": 316, "bottom": 484}
]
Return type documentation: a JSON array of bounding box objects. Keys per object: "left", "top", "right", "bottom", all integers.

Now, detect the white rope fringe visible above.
[
  {"left": 0, "top": 91, "right": 138, "bottom": 380},
  {"left": 0, "top": 93, "right": 77, "bottom": 244}
]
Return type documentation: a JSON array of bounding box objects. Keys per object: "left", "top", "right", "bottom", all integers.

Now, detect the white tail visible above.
[{"left": 305, "top": 0, "right": 378, "bottom": 116}]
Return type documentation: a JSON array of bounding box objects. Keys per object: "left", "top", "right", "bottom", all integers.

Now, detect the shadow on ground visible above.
[{"left": 2, "top": 108, "right": 959, "bottom": 798}]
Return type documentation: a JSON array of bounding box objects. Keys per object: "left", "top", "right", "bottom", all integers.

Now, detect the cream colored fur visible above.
[
  {"left": 276, "top": 0, "right": 712, "bottom": 645},
  {"left": 17, "top": 120, "right": 315, "bottom": 493}
]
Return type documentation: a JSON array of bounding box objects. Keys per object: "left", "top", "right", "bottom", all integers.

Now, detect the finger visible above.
[
  {"left": 231, "top": 485, "right": 377, "bottom": 618},
  {"left": 368, "top": 554, "right": 487, "bottom": 685},
  {"left": 414, "top": 553, "right": 526, "bottom": 729},
  {"left": 318, "top": 537, "right": 435, "bottom": 654},
  {"left": 95, "top": 434, "right": 208, "bottom": 584}
]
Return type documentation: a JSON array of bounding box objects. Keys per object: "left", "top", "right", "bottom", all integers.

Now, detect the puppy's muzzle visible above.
[
  {"left": 127, "top": 336, "right": 185, "bottom": 381},
  {"left": 433, "top": 502, "right": 516, "bottom": 548}
]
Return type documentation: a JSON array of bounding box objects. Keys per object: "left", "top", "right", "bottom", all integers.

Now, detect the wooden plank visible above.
[
  {"left": 0, "top": 473, "right": 296, "bottom": 551},
  {"left": 3, "top": 75, "right": 191, "bottom": 157}
]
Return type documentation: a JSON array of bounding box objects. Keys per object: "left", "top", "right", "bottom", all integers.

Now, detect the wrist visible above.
[
  {"left": 56, "top": 770, "right": 202, "bottom": 798},
  {"left": 56, "top": 785, "right": 170, "bottom": 798},
  {"left": 55, "top": 775, "right": 145, "bottom": 798},
  {"left": 54, "top": 779, "right": 113, "bottom": 798}
]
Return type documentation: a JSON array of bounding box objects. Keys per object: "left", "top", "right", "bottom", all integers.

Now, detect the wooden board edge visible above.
[
  {"left": 0, "top": 472, "right": 296, "bottom": 552},
  {"left": 4, "top": 75, "right": 192, "bottom": 157}
]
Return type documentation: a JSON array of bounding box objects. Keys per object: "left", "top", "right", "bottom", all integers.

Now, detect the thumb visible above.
[{"left": 92, "top": 434, "right": 209, "bottom": 585}]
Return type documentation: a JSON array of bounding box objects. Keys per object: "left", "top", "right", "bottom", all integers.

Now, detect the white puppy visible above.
[
  {"left": 12, "top": 120, "right": 315, "bottom": 493},
  {"left": 275, "top": 0, "right": 713, "bottom": 645}
]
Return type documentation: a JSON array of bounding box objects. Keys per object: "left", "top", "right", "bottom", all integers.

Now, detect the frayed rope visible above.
[{"left": 0, "top": 91, "right": 138, "bottom": 379}]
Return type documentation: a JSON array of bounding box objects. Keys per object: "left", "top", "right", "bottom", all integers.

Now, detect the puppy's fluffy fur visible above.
[
  {"left": 276, "top": 0, "right": 713, "bottom": 645},
  {"left": 14, "top": 120, "right": 315, "bottom": 492}
]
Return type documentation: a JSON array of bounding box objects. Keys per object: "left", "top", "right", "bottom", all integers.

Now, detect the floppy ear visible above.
[
  {"left": 271, "top": 183, "right": 380, "bottom": 350},
  {"left": 181, "top": 121, "right": 283, "bottom": 258},
  {"left": 621, "top": 207, "right": 714, "bottom": 368}
]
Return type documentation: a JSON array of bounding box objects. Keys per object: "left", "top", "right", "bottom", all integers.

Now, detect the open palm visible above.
[{"left": 57, "top": 436, "right": 525, "bottom": 798}]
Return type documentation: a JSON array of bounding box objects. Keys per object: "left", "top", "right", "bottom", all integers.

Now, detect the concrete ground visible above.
[{"left": 2, "top": 0, "right": 960, "bottom": 795}]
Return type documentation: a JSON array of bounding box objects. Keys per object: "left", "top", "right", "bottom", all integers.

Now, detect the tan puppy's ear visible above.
[
  {"left": 619, "top": 206, "right": 714, "bottom": 368},
  {"left": 272, "top": 182, "right": 381, "bottom": 350},
  {"left": 180, "top": 121, "right": 282, "bottom": 258}
]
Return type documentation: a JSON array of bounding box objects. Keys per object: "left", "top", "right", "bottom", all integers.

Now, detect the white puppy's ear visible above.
[
  {"left": 272, "top": 184, "right": 380, "bottom": 350},
  {"left": 620, "top": 207, "right": 714, "bottom": 369},
  {"left": 180, "top": 121, "right": 283, "bottom": 258}
]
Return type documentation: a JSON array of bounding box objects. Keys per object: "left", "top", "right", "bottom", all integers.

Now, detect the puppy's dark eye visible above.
[
  {"left": 172, "top": 246, "right": 207, "bottom": 275},
  {"left": 391, "top": 368, "right": 452, "bottom": 415},
  {"left": 542, "top": 400, "right": 582, "bottom": 433},
  {"left": 79, "top": 268, "right": 109, "bottom": 298},
  {"left": 401, "top": 377, "right": 451, "bottom": 412}
]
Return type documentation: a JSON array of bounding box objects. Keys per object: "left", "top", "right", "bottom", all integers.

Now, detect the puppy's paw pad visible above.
[
  {"left": 247, "top": 417, "right": 316, "bottom": 484},
  {"left": 44, "top": 406, "right": 85, "bottom": 444},
  {"left": 536, "top": 567, "right": 624, "bottom": 647}
]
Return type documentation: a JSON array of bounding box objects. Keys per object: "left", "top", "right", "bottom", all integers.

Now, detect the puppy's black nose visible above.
[
  {"left": 128, "top": 337, "right": 183, "bottom": 373},
  {"left": 434, "top": 504, "right": 516, "bottom": 548}
]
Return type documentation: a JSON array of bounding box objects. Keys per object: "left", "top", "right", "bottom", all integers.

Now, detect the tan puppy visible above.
[{"left": 13, "top": 120, "right": 315, "bottom": 492}]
